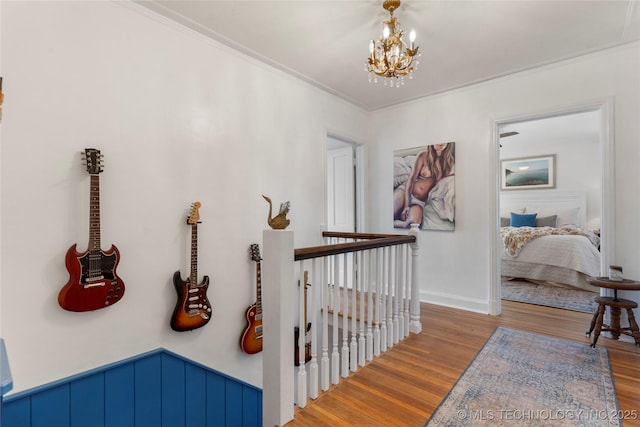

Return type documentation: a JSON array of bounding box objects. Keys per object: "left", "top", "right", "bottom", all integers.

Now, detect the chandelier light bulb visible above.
[
  {"left": 383, "top": 25, "right": 390, "bottom": 39},
  {"left": 391, "top": 44, "right": 400, "bottom": 58}
]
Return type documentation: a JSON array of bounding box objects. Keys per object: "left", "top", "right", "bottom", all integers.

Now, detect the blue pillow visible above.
[{"left": 510, "top": 212, "right": 537, "bottom": 227}]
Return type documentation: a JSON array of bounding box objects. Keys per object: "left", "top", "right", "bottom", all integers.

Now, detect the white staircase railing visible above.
[{"left": 262, "top": 226, "right": 422, "bottom": 427}]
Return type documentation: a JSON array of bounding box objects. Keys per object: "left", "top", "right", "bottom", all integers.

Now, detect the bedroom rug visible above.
[
  {"left": 425, "top": 327, "right": 620, "bottom": 427},
  {"left": 502, "top": 279, "right": 599, "bottom": 313}
]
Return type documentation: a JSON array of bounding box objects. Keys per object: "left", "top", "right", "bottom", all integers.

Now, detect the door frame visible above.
[
  {"left": 489, "top": 98, "right": 614, "bottom": 315},
  {"left": 324, "top": 131, "right": 365, "bottom": 234}
]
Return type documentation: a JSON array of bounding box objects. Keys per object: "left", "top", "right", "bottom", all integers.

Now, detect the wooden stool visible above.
[{"left": 586, "top": 296, "right": 640, "bottom": 347}]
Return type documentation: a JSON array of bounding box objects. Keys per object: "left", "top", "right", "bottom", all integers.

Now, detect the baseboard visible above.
[{"left": 420, "top": 290, "right": 490, "bottom": 314}]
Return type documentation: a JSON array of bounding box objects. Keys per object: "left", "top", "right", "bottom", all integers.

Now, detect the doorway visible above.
[
  {"left": 491, "top": 101, "right": 614, "bottom": 315},
  {"left": 326, "top": 135, "right": 361, "bottom": 233},
  {"left": 326, "top": 134, "right": 363, "bottom": 289}
]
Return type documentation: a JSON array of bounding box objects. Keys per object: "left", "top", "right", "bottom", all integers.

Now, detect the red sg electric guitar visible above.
[
  {"left": 58, "top": 148, "right": 125, "bottom": 312},
  {"left": 240, "top": 244, "right": 263, "bottom": 354},
  {"left": 170, "top": 202, "right": 212, "bottom": 332}
]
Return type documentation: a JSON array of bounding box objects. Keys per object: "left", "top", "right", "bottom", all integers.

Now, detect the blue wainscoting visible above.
[{"left": 1, "top": 349, "right": 262, "bottom": 427}]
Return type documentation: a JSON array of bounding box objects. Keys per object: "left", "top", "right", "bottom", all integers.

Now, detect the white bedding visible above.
[
  {"left": 423, "top": 175, "right": 455, "bottom": 230},
  {"left": 501, "top": 232, "right": 601, "bottom": 292}
]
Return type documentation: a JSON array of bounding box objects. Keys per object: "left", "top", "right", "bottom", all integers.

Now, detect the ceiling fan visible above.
[
  {"left": 499, "top": 131, "right": 519, "bottom": 148},
  {"left": 499, "top": 131, "right": 519, "bottom": 138}
]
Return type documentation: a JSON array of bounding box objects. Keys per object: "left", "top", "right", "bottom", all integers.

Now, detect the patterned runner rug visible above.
[
  {"left": 502, "top": 279, "right": 599, "bottom": 313},
  {"left": 425, "top": 327, "right": 620, "bottom": 426}
]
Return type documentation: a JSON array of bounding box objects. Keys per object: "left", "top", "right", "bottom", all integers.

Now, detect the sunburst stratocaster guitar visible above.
[
  {"left": 58, "top": 148, "right": 125, "bottom": 312},
  {"left": 170, "top": 202, "right": 212, "bottom": 332},
  {"left": 240, "top": 244, "right": 263, "bottom": 354}
]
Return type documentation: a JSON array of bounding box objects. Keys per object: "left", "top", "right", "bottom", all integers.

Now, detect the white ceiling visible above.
[
  {"left": 499, "top": 109, "right": 601, "bottom": 148},
  {"left": 137, "top": 0, "right": 640, "bottom": 111}
]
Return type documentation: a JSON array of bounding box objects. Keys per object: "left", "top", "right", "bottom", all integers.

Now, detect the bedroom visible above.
[{"left": 498, "top": 110, "right": 604, "bottom": 312}]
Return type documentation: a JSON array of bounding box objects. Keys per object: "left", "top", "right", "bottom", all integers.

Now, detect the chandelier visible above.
[{"left": 366, "top": 0, "right": 419, "bottom": 87}]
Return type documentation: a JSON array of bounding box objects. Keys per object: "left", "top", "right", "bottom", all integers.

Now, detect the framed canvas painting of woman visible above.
[{"left": 393, "top": 142, "right": 455, "bottom": 231}]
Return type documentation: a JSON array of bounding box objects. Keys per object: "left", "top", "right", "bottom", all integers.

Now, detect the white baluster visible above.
[
  {"left": 358, "top": 250, "right": 366, "bottom": 367},
  {"left": 373, "top": 248, "right": 381, "bottom": 357},
  {"left": 403, "top": 243, "right": 410, "bottom": 338},
  {"left": 366, "top": 249, "right": 374, "bottom": 361},
  {"left": 331, "top": 254, "right": 340, "bottom": 385},
  {"left": 387, "top": 245, "right": 394, "bottom": 348},
  {"left": 341, "top": 252, "right": 349, "bottom": 378},
  {"left": 321, "top": 256, "right": 330, "bottom": 391},
  {"left": 409, "top": 224, "right": 423, "bottom": 334},
  {"left": 350, "top": 250, "right": 358, "bottom": 372},
  {"left": 380, "top": 247, "right": 388, "bottom": 352},
  {"left": 296, "top": 262, "right": 307, "bottom": 408},
  {"left": 328, "top": 253, "right": 334, "bottom": 311},
  {"left": 309, "top": 259, "right": 319, "bottom": 399},
  {"left": 396, "top": 244, "right": 404, "bottom": 340},
  {"left": 393, "top": 245, "right": 400, "bottom": 345}
]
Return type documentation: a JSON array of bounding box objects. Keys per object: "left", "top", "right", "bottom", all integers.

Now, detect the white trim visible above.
[
  {"left": 419, "top": 290, "right": 490, "bottom": 315},
  {"left": 489, "top": 119, "right": 501, "bottom": 315},
  {"left": 599, "top": 99, "right": 615, "bottom": 273}
]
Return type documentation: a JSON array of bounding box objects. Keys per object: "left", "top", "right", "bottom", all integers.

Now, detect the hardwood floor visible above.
[{"left": 287, "top": 301, "right": 640, "bottom": 426}]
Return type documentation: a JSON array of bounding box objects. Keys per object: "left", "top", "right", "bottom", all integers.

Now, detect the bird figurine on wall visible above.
[{"left": 262, "top": 194, "right": 291, "bottom": 230}]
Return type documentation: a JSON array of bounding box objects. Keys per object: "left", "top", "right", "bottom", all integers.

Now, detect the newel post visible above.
[
  {"left": 262, "top": 230, "right": 295, "bottom": 427},
  {"left": 409, "top": 223, "right": 423, "bottom": 334}
]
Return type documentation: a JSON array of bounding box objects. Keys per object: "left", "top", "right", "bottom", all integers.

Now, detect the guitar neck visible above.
[
  {"left": 189, "top": 222, "right": 198, "bottom": 286},
  {"left": 255, "top": 261, "right": 262, "bottom": 316},
  {"left": 88, "top": 174, "right": 101, "bottom": 253},
  {"left": 303, "top": 271, "right": 309, "bottom": 326}
]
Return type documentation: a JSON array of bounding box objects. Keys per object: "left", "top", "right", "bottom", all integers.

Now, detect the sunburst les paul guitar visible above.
[
  {"left": 58, "top": 148, "right": 125, "bottom": 312},
  {"left": 240, "top": 244, "right": 263, "bottom": 354},
  {"left": 294, "top": 271, "right": 312, "bottom": 366},
  {"left": 170, "top": 202, "right": 212, "bottom": 332}
]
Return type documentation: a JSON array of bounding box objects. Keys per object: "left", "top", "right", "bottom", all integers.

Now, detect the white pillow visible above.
[
  {"left": 393, "top": 156, "right": 411, "bottom": 188},
  {"left": 525, "top": 206, "right": 580, "bottom": 227}
]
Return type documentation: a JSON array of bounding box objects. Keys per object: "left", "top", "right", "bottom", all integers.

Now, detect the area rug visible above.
[
  {"left": 502, "top": 279, "right": 599, "bottom": 313},
  {"left": 425, "top": 327, "right": 620, "bottom": 426}
]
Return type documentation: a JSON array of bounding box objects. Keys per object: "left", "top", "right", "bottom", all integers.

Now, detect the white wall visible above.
[
  {"left": 0, "top": 1, "right": 367, "bottom": 393},
  {"left": 368, "top": 42, "right": 640, "bottom": 312}
]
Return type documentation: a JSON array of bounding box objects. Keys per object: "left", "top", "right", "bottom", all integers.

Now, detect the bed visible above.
[{"left": 500, "top": 190, "right": 601, "bottom": 292}]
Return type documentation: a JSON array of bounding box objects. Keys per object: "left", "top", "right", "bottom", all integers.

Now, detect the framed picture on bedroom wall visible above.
[
  {"left": 501, "top": 154, "right": 556, "bottom": 191},
  {"left": 393, "top": 142, "right": 455, "bottom": 231}
]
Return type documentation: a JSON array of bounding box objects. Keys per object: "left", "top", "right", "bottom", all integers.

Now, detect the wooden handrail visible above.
[
  {"left": 294, "top": 232, "right": 416, "bottom": 261},
  {"left": 321, "top": 231, "right": 408, "bottom": 240}
]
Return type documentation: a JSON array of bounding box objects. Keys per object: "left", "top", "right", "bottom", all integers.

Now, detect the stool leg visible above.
[
  {"left": 625, "top": 308, "right": 640, "bottom": 346},
  {"left": 587, "top": 305, "right": 600, "bottom": 336},
  {"left": 591, "top": 304, "right": 606, "bottom": 348},
  {"left": 610, "top": 306, "right": 622, "bottom": 340}
]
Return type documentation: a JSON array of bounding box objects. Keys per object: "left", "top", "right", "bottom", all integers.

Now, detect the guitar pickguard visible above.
[
  {"left": 170, "top": 271, "right": 212, "bottom": 332},
  {"left": 79, "top": 251, "right": 118, "bottom": 283},
  {"left": 58, "top": 244, "right": 125, "bottom": 312}
]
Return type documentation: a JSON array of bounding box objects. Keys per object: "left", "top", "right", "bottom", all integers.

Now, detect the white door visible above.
[
  {"left": 327, "top": 146, "right": 355, "bottom": 232},
  {"left": 327, "top": 143, "right": 356, "bottom": 290}
]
